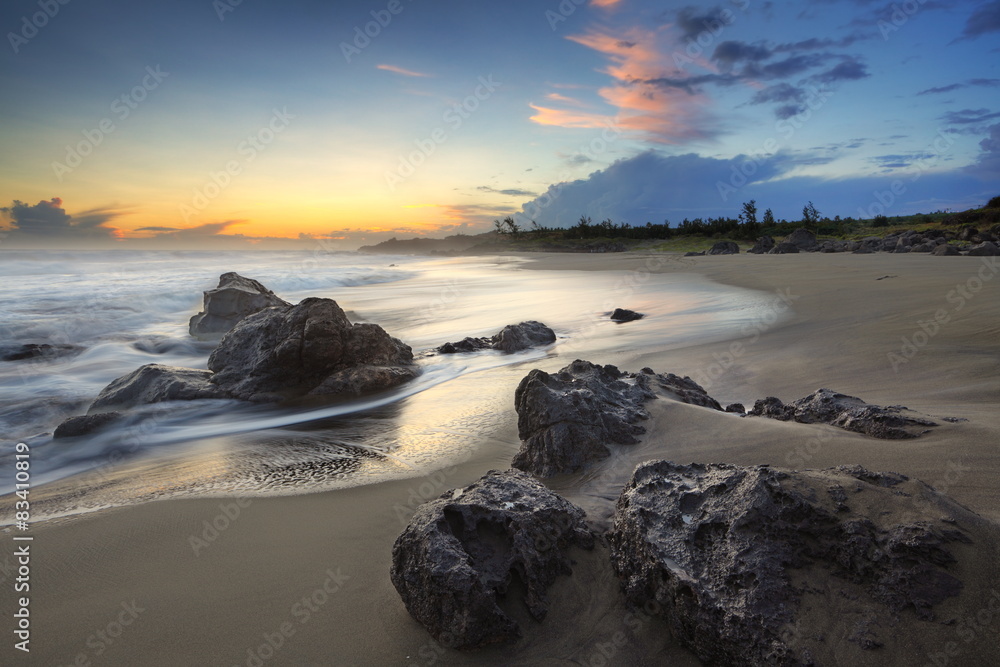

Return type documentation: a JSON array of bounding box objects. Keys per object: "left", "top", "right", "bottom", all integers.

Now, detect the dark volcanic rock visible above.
[
  {"left": 747, "top": 388, "right": 937, "bottom": 438},
  {"left": 208, "top": 297, "right": 416, "bottom": 401},
  {"left": 768, "top": 242, "right": 800, "bottom": 254},
  {"left": 967, "top": 241, "right": 999, "bottom": 256},
  {"left": 708, "top": 241, "right": 740, "bottom": 255},
  {"left": 610, "top": 308, "right": 644, "bottom": 322},
  {"left": 931, "top": 244, "right": 961, "bottom": 256},
  {"left": 654, "top": 372, "right": 723, "bottom": 410},
  {"left": 683, "top": 251, "right": 705, "bottom": 257},
  {"left": 390, "top": 469, "right": 594, "bottom": 650},
  {"left": 724, "top": 403, "right": 745, "bottom": 414},
  {"left": 437, "top": 337, "right": 492, "bottom": 354},
  {"left": 438, "top": 321, "right": 556, "bottom": 355},
  {"left": 53, "top": 411, "right": 123, "bottom": 438},
  {"left": 189, "top": 272, "right": 290, "bottom": 339},
  {"left": 784, "top": 228, "right": 818, "bottom": 251},
  {"left": 748, "top": 236, "right": 775, "bottom": 254},
  {"left": 609, "top": 461, "right": 969, "bottom": 666},
  {"left": 89, "top": 364, "right": 225, "bottom": 412},
  {"left": 512, "top": 360, "right": 655, "bottom": 477},
  {"left": 492, "top": 321, "right": 556, "bottom": 352},
  {"left": 1, "top": 343, "right": 83, "bottom": 362}
]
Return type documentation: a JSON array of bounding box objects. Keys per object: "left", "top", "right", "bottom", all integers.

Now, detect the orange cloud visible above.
[
  {"left": 377, "top": 64, "right": 431, "bottom": 78},
  {"left": 591, "top": 0, "right": 623, "bottom": 6},
  {"left": 536, "top": 26, "right": 720, "bottom": 144}
]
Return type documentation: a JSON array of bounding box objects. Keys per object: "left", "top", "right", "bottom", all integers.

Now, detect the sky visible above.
[{"left": 0, "top": 0, "right": 998, "bottom": 249}]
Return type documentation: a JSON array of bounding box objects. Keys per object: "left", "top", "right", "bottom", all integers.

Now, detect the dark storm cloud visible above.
[
  {"left": 0, "top": 198, "right": 119, "bottom": 239},
  {"left": 960, "top": 0, "right": 1000, "bottom": 39}
]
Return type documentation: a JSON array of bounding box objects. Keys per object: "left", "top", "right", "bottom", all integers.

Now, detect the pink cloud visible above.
[{"left": 377, "top": 64, "right": 431, "bottom": 78}]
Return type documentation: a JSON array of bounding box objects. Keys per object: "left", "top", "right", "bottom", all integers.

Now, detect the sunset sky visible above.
[{"left": 1, "top": 0, "right": 998, "bottom": 248}]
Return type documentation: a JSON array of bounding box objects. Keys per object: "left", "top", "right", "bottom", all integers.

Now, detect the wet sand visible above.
[{"left": 4, "top": 252, "right": 999, "bottom": 666}]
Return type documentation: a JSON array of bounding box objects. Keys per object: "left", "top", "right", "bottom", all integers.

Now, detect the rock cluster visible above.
[
  {"left": 708, "top": 241, "right": 740, "bottom": 255},
  {"left": 437, "top": 321, "right": 555, "bottom": 354},
  {"left": 390, "top": 469, "right": 594, "bottom": 649},
  {"left": 746, "top": 388, "right": 937, "bottom": 439},
  {"left": 511, "top": 362, "right": 721, "bottom": 477},
  {"left": 188, "top": 272, "right": 290, "bottom": 338}
]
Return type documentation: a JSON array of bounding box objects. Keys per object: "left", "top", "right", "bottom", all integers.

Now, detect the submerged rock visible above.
[
  {"left": 747, "top": 388, "right": 937, "bottom": 438},
  {"left": 390, "top": 469, "right": 594, "bottom": 650},
  {"left": 189, "top": 272, "right": 290, "bottom": 339},
  {"left": 89, "top": 364, "right": 224, "bottom": 412},
  {"left": 610, "top": 308, "right": 644, "bottom": 322},
  {"left": 437, "top": 321, "right": 555, "bottom": 355},
  {"left": 53, "top": 411, "right": 123, "bottom": 438},
  {"left": 208, "top": 297, "right": 415, "bottom": 401},
  {"left": 511, "top": 360, "right": 655, "bottom": 477},
  {"left": 609, "top": 461, "right": 971, "bottom": 666},
  {"left": 1, "top": 343, "right": 83, "bottom": 362}
]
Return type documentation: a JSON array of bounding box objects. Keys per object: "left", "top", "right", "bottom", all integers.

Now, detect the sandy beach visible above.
[{"left": 5, "top": 252, "right": 1000, "bottom": 666}]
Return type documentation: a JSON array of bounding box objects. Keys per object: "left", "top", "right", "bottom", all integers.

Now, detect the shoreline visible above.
[{"left": 5, "top": 251, "right": 999, "bottom": 665}]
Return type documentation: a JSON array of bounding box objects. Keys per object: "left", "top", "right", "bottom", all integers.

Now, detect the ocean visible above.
[{"left": 0, "top": 250, "right": 783, "bottom": 520}]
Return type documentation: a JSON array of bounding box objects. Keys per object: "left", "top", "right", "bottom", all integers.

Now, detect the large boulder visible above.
[
  {"left": 768, "top": 242, "right": 800, "bottom": 254},
  {"left": 748, "top": 236, "right": 775, "bottom": 254},
  {"left": 88, "top": 364, "right": 224, "bottom": 412},
  {"left": 53, "top": 411, "right": 123, "bottom": 438},
  {"left": 967, "top": 241, "right": 999, "bottom": 256},
  {"left": 208, "top": 297, "right": 415, "bottom": 402},
  {"left": 492, "top": 321, "right": 556, "bottom": 352},
  {"left": 931, "top": 244, "right": 961, "bottom": 256},
  {"left": 784, "top": 228, "right": 818, "bottom": 251},
  {"left": 512, "top": 361, "right": 655, "bottom": 477},
  {"left": 438, "top": 321, "right": 556, "bottom": 355},
  {"left": 390, "top": 469, "right": 594, "bottom": 650},
  {"left": 747, "top": 388, "right": 936, "bottom": 439},
  {"left": 609, "top": 461, "right": 974, "bottom": 666},
  {"left": 189, "top": 272, "right": 290, "bottom": 339},
  {"left": 707, "top": 241, "right": 740, "bottom": 255}
]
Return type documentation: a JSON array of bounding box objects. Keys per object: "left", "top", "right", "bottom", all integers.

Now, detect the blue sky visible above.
[{"left": 0, "top": 0, "right": 997, "bottom": 248}]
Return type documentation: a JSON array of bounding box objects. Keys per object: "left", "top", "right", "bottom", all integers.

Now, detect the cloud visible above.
[
  {"left": 146, "top": 220, "right": 246, "bottom": 239},
  {"left": 712, "top": 40, "right": 772, "bottom": 70},
  {"left": 674, "top": 6, "right": 734, "bottom": 41},
  {"left": 476, "top": 186, "right": 538, "bottom": 197},
  {"left": 516, "top": 151, "right": 988, "bottom": 226},
  {"left": 808, "top": 58, "right": 869, "bottom": 84},
  {"left": 917, "top": 78, "right": 1000, "bottom": 95},
  {"left": 750, "top": 83, "right": 807, "bottom": 105},
  {"left": 960, "top": 0, "right": 1000, "bottom": 39},
  {"left": 377, "top": 64, "right": 431, "bottom": 77},
  {"left": 940, "top": 108, "right": 1000, "bottom": 126},
  {"left": 0, "top": 198, "right": 121, "bottom": 242},
  {"left": 965, "top": 123, "right": 1000, "bottom": 177}
]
